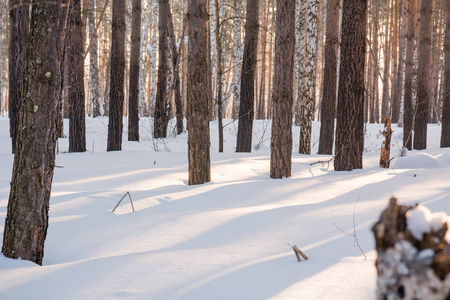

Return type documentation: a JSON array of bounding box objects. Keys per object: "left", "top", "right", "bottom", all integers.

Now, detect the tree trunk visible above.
[
  {"left": 441, "top": 0, "right": 450, "bottom": 147},
  {"left": 68, "top": 0, "right": 87, "bottom": 153},
  {"left": 128, "top": 0, "right": 141, "bottom": 141},
  {"left": 214, "top": 0, "right": 224, "bottom": 152},
  {"left": 89, "top": 0, "right": 101, "bottom": 118},
  {"left": 318, "top": 0, "right": 340, "bottom": 154},
  {"left": 390, "top": 0, "right": 400, "bottom": 123},
  {"left": 413, "top": 0, "right": 433, "bottom": 150},
  {"left": 403, "top": 0, "right": 416, "bottom": 150},
  {"left": 230, "top": 0, "right": 242, "bottom": 120},
  {"left": 334, "top": 0, "right": 368, "bottom": 171},
  {"left": 154, "top": 0, "right": 170, "bottom": 139},
  {"left": 8, "top": 0, "right": 29, "bottom": 154},
  {"left": 299, "top": 0, "right": 318, "bottom": 155},
  {"left": 381, "top": 0, "right": 392, "bottom": 121},
  {"left": 236, "top": 0, "right": 259, "bottom": 152},
  {"left": 149, "top": 8, "right": 158, "bottom": 116},
  {"left": 2, "top": 0, "right": 67, "bottom": 265},
  {"left": 270, "top": 0, "right": 295, "bottom": 179},
  {"left": 294, "top": 0, "right": 307, "bottom": 127},
  {"left": 257, "top": 2, "right": 270, "bottom": 120},
  {"left": 107, "top": 0, "right": 126, "bottom": 151},
  {"left": 371, "top": 0, "right": 380, "bottom": 124},
  {"left": 0, "top": 1, "right": 4, "bottom": 113},
  {"left": 187, "top": 0, "right": 210, "bottom": 185}
]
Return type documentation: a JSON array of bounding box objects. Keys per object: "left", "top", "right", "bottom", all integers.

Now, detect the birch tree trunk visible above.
[
  {"left": 89, "top": 0, "right": 101, "bottom": 117},
  {"left": 270, "top": 0, "right": 295, "bottom": 179},
  {"left": 149, "top": 8, "right": 158, "bottom": 116},
  {"left": 229, "top": 0, "right": 242, "bottom": 120},
  {"left": 299, "top": 0, "right": 318, "bottom": 155},
  {"left": 294, "top": 0, "right": 307, "bottom": 126}
]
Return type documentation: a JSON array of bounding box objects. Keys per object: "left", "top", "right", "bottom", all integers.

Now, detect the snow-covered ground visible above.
[{"left": 0, "top": 115, "right": 449, "bottom": 299}]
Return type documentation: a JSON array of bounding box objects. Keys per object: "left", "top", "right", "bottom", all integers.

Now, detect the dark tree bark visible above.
[
  {"left": 107, "top": 0, "right": 126, "bottom": 151},
  {"left": 441, "top": 0, "right": 450, "bottom": 147},
  {"left": 68, "top": 0, "right": 86, "bottom": 153},
  {"left": 215, "top": 0, "right": 224, "bottom": 153},
  {"left": 2, "top": 0, "right": 67, "bottom": 265},
  {"left": 270, "top": 0, "right": 295, "bottom": 179},
  {"left": 167, "top": 5, "right": 183, "bottom": 135},
  {"left": 128, "top": 0, "right": 141, "bottom": 141},
  {"left": 413, "top": 0, "right": 433, "bottom": 150},
  {"left": 334, "top": 0, "right": 368, "bottom": 171},
  {"left": 236, "top": 0, "right": 259, "bottom": 152},
  {"left": 154, "top": 0, "right": 170, "bottom": 139},
  {"left": 318, "top": 0, "right": 340, "bottom": 155},
  {"left": 187, "top": 0, "right": 210, "bottom": 185},
  {"left": 370, "top": 0, "right": 380, "bottom": 124},
  {"left": 8, "top": 0, "right": 29, "bottom": 154},
  {"left": 403, "top": 0, "right": 416, "bottom": 150}
]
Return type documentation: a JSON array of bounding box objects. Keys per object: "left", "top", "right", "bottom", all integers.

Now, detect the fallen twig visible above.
[
  {"left": 112, "top": 191, "right": 135, "bottom": 213},
  {"left": 287, "top": 243, "right": 308, "bottom": 262}
]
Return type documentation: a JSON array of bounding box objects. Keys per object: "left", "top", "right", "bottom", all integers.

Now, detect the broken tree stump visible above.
[
  {"left": 372, "top": 197, "right": 450, "bottom": 299},
  {"left": 379, "top": 117, "right": 393, "bottom": 168}
]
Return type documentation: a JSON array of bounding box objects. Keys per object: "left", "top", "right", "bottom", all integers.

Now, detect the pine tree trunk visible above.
[
  {"left": 390, "top": 0, "right": 400, "bottom": 123},
  {"left": 236, "top": 0, "right": 259, "bottom": 152},
  {"left": 215, "top": 0, "right": 224, "bottom": 152},
  {"left": 403, "top": 0, "right": 416, "bottom": 150},
  {"left": 414, "top": 0, "right": 433, "bottom": 150},
  {"left": 68, "top": 0, "right": 87, "bottom": 153},
  {"left": 128, "top": 0, "right": 141, "bottom": 141},
  {"left": 187, "top": 0, "right": 210, "bottom": 185},
  {"left": 334, "top": 0, "right": 368, "bottom": 171},
  {"left": 370, "top": 0, "right": 380, "bottom": 124},
  {"left": 107, "top": 0, "right": 126, "bottom": 151},
  {"left": 440, "top": 0, "right": 450, "bottom": 147},
  {"left": 381, "top": 0, "right": 392, "bottom": 121},
  {"left": 270, "top": 0, "right": 295, "bottom": 179},
  {"left": 8, "top": 0, "right": 29, "bottom": 154},
  {"left": 294, "top": 0, "right": 307, "bottom": 126},
  {"left": 89, "top": 0, "right": 101, "bottom": 118},
  {"left": 318, "top": 0, "right": 340, "bottom": 154},
  {"left": 154, "top": 0, "right": 170, "bottom": 139},
  {"left": 2, "top": 0, "right": 67, "bottom": 265}
]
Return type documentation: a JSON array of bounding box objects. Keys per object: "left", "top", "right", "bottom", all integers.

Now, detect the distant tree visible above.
[
  {"left": 0, "top": 1, "right": 4, "bottom": 113},
  {"left": 187, "top": 0, "right": 210, "bottom": 185},
  {"left": 229, "top": 0, "right": 243, "bottom": 120},
  {"left": 318, "top": 0, "right": 340, "bottom": 155},
  {"left": 89, "top": 0, "right": 101, "bottom": 118},
  {"left": 68, "top": 0, "right": 87, "bottom": 153},
  {"left": 107, "top": 0, "right": 126, "bottom": 151},
  {"left": 403, "top": 0, "right": 416, "bottom": 150},
  {"left": 2, "top": 0, "right": 67, "bottom": 265},
  {"left": 381, "top": 0, "right": 392, "bottom": 121},
  {"left": 414, "top": 0, "right": 433, "bottom": 150},
  {"left": 334, "top": 0, "right": 368, "bottom": 171},
  {"left": 154, "top": 0, "right": 170, "bottom": 139},
  {"left": 236, "top": 0, "right": 259, "bottom": 152},
  {"left": 441, "top": 0, "right": 450, "bottom": 147},
  {"left": 128, "top": 0, "right": 141, "bottom": 141},
  {"left": 270, "top": 0, "right": 295, "bottom": 178},
  {"left": 8, "top": 0, "right": 29, "bottom": 153}
]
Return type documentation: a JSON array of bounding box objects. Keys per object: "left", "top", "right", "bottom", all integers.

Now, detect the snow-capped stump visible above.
[{"left": 372, "top": 197, "right": 450, "bottom": 299}]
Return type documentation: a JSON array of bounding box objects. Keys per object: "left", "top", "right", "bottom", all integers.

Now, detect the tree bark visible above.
[
  {"left": 390, "top": 0, "right": 400, "bottom": 123},
  {"left": 2, "top": 0, "right": 67, "bottom": 265},
  {"left": 0, "top": 1, "right": 4, "bottom": 113},
  {"left": 318, "top": 0, "right": 340, "bottom": 154},
  {"left": 154, "top": 0, "right": 170, "bottom": 138},
  {"left": 441, "top": 0, "right": 450, "bottom": 147},
  {"left": 128, "top": 0, "right": 141, "bottom": 141},
  {"left": 89, "top": 0, "right": 101, "bottom": 118},
  {"left": 8, "top": 0, "right": 29, "bottom": 154},
  {"left": 413, "top": 0, "right": 433, "bottom": 150},
  {"left": 270, "top": 0, "right": 295, "bottom": 179},
  {"left": 187, "top": 0, "right": 210, "bottom": 185},
  {"left": 236, "top": 0, "right": 259, "bottom": 152},
  {"left": 334, "top": 0, "right": 368, "bottom": 171},
  {"left": 403, "top": 0, "right": 416, "bottom": 150},
  {"left": 68, "top": 0, "right": 87, "bottom": 153},
  {"left": 107, "top": 0, "right": 126, "bottom": 151},
  {"left": 381, "top": 0, "right": 392, "bottom": 121}
]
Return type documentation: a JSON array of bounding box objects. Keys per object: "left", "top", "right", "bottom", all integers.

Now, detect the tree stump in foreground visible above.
[{"left": 372, "top": 197, "right": 450, "bottom": 299}]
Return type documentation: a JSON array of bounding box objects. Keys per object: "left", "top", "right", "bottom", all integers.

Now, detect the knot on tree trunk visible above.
[{"left": 372, "top": 197, "right": 450, "bottom": 299}]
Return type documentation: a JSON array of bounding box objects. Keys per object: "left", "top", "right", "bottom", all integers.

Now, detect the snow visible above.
[
  {"left": 0, "top": 117, "right": 449, "bottom": 299},
  {"left": 406, "top": 205, "right": 448, "bottom": 240}
]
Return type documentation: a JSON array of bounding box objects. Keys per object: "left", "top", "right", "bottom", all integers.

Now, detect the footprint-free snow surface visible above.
[{"left": 1, "top": 117, "right": 449, "bottom": 299}]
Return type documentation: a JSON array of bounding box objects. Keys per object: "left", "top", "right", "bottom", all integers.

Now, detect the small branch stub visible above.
[
  {"left": 112, "top": 191, "right": 135, "bottom": 213},
  {"left": 288, "top": 243, "right": 308, "bottom": 262}
]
